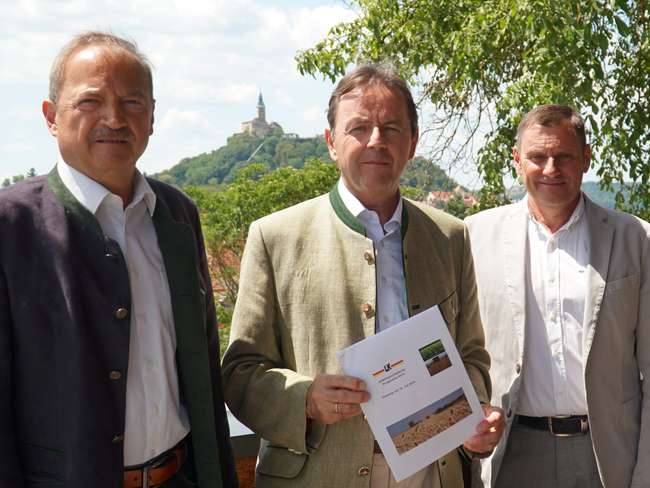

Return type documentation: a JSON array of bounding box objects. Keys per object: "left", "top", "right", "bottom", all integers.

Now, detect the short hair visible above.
[
  {"left": 516, "top": 104, "right": 587, "bottom": 148},
  {"left": 327, "top": 63, "right": 418, "bottom": 137},
  {"left": 48, "top": 31, "right": 153, "bottom": 104}
]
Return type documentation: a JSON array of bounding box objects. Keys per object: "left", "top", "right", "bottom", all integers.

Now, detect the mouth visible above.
[
  {"left": 94, "top": 139, "right": 129, "bottom": 144},
  {"left": 361, "top": 160, "right": 391, "bottom": 165}
]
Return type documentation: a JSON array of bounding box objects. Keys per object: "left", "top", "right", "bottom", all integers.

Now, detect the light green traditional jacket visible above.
[{"left": 223, "top": 187, "right": 491, "bottom": 487}]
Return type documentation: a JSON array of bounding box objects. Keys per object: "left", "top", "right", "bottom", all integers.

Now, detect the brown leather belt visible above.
[
  {"left": 516, "top": 414, "right": 589, "bottom": 437},
  {"left": 124, "top": 442, "right": 187, "bottom": 488}
]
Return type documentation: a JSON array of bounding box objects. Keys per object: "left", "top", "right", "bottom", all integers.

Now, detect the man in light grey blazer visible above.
[
  {"left": 466, "top": 104, "right": 650, "bottom": 488},
  {"left": 223, "top": 64, "right": 505, "bottom": 488}
]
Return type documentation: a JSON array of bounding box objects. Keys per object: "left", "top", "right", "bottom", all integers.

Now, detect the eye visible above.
[
  {"left": 124, "top": 99, "right": 146, "bottom": 112},
  {"left": 76, "top": 99, "right": 99, "bottom": 111},
  {"left": 348, "top": 125, "right": 368, "bottom": 135}
]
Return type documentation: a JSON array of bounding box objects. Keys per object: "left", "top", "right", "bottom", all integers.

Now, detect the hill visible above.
[{"left": 154, "top": 131, "right": 460, "bottom": 192}]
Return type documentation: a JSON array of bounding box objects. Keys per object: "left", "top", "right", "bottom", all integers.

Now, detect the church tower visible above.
[{"left": 257, "top": 93, "right": 266, "bottom": 122}]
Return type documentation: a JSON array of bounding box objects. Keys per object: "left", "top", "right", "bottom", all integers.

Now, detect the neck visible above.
[
  {"left": 527, "top": 195, "right": 580, "bottom": 234},
  {"left": 361, "top": 192, "right": 400, "bottom": 227}
]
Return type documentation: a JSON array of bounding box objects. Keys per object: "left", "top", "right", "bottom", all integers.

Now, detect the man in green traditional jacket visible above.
[{"left": 223, "top": 63, "right": 504, "bottom": 488}]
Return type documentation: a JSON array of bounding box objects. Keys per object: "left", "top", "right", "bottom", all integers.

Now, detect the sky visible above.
[{"left": 0, "top": 0, "right": 359, "bottom": 182}]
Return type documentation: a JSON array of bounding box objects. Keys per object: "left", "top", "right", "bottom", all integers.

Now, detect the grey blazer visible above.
[{"left": 466, "top": 196, "right": 650, "bottom": 488}]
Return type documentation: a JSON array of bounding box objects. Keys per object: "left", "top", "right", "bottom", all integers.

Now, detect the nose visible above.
[
  {"left": 367, "top": 126, "right": 385, "bottom": 147},
  {"left": 102, "top": 101, "right": 127, "bottom": 129},
  {"left": 542, "top": 157, "right": 558, "bottom": 176}
]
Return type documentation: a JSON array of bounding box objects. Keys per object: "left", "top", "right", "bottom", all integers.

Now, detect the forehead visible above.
[
  {"left": 335, "top": 85, "right": 408, "bottom": 122},
  {"left": 61, "top": 45, "right": 150, "bottom": 95},
  {"left": 520, "top": 122, "right": 582, "bottom": 150}
]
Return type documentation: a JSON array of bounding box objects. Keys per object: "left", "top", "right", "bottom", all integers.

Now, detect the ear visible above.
[
  {"left": 582, "top": 144, "right": 591, "bottom": 173},
  {"left": 408, "top": 128, "right": 419, "bottom": 159},
  {"left": 325, "top": 128, "right": 337, "bottom": 162},
  {"left": 42, "top": 100, "right": 58, "bottom": 137},
  {"left": 512, "top": 145, "right": 523, "bottom": 176},
  {"left": 149, "top": 99, "right": 155, "bottom": 136}
]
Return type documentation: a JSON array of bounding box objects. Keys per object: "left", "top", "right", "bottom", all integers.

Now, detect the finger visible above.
[
  {"left": 334, "top": 402, "right": 364, "bottom": 417},
  {"left": 319, "top": 374, "right": 367, "bottom": 392},
  {"left": 328, "top": 388, "right": 371, "bottom": 405}
]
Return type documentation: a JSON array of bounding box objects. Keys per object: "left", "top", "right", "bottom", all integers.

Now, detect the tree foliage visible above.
[
  {"left": 156, "top": 131, "right": 331, "bottom": 187},
  {"left": 187, "top": 159, "right": 340, "bottom": 305},
  {"left": 296, "top": 0, "right": 650, "bottom": 218}
]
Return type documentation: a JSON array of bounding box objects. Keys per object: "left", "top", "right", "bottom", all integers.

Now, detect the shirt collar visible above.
[
  {"left": 337, "top": 178, "right": 403, "bottom": 232},
  {"left": 522, "top": 193, "right": 585, "bottom": 236},
  {"left": 57, "top": 156, "right": 156, "bottom": 216}
]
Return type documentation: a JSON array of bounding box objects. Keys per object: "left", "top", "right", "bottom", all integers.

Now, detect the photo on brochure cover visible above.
[
  {"left": 386, "top": 388, "right": 472, "bottom": 455},
  {"left": 418, "top": 339, "right": 452, "bottom": 377}
]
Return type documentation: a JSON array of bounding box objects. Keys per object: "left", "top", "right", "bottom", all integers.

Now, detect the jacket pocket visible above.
[{"left": 257, "top": 443, "right": 308, "bottom": 479}]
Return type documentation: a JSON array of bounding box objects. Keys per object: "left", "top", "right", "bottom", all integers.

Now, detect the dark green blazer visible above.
[{"left": 0, "top": 171, "right": 237, "bottom": 487}]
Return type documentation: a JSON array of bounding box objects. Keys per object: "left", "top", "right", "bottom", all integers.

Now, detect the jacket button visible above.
[
  {"left": 112, "top": 434, "right": 124, "bottom": 443},
  {"left": 515, "top": 363, "right": 521, "bottom": 374},
  {"left": 362, "top": 302, "right": 374, "bottom": 318},
  {"left": 363, "top": 250, "right": 375, "bottom": 265},
  {"left": 507, "top": 408, "right": 512, "bottom": 418},
  {"left": 115, "top": 307, "right": 129, "bottom": 320},
  {"left": 358, "top": 466, "right": 370, "bottom": 476},
  {"left": 109, "top": 370, "right": 122, "bottom": 381}
]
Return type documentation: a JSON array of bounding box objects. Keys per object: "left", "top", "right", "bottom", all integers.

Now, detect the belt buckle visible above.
[{"left": 547, "top": 415, "right": 588, "bottom": 437}]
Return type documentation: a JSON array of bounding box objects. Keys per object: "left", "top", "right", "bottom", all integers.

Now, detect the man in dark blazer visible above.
[{"left": 0, "top": 32, "right": 237, "bottom": 488}]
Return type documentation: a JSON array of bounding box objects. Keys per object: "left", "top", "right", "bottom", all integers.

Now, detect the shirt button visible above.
[
  {"left": 112, "top": 434, "right": 124, "bottom": 444},
  {"left": 109, "top": 370, "right": 122, "bottom": 381},
  {"left": 358, "top": 466, "right": 370, "bottom": 476},
  {"left": 114, "top": 307, "right": 129, "bottom": 320},
  {"left": 362, "top": 302, "right": 375, "bottom": 318},
  {"left": 516, "top": 364, "right": 521, "bottom": 374},
  {"left": 363, "top": 250, "right": 375, "bottom": 265}
]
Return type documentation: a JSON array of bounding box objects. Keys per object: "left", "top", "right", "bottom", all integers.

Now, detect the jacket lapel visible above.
[
  {"left": 582, "top": 197, "right": 613, "bottom": 360},
  {"left": 151, "top": 199, "right": 223, "bottom": 487},
  {"left": 502, "top": 204, "right": 528, "bottom": 362}
]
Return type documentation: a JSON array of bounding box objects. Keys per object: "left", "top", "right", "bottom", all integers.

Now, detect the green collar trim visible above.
[
  {"left": 329, "top": 184, "right": 410, "bottom": 240},
  {"left": 329, "top": 184, "right": 366, "bottom": 236},
  {"left": 47, "top": 167, "right": 103, "bottom": 237}
]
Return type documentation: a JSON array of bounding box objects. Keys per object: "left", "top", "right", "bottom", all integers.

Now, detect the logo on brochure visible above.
[{"left": 372, "top": 359, "right": 404, "bottom": 378}]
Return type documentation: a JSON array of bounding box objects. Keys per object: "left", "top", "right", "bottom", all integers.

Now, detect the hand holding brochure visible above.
[{"left": 336, "top": 305, "right": 483, "bottom": 481}]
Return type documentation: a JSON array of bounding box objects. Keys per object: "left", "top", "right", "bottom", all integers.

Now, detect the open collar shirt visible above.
[
  {"left": 337, "top": 179, "right": 408, "bottom": 332},
  {"left": 57, "top": 158, "right": 189, "bottom": 466},
  {"left": 518, "top": 195, "right": 589, "bottom": 416}
]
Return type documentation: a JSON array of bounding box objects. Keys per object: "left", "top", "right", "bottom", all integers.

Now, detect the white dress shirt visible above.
[
  {"left": 338, "top": 179, "right": 408, "bottom": 332},
  {"left": 517, "top": 196, "right": 589, "bottom": 416},
  {"left": 57, "top": 159, "right": 190, "bottom": 466}
]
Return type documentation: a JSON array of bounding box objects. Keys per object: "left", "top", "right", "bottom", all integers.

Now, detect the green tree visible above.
[
  {"left": 187, "top": 159, "right": 340, "bottom": 306},
  {"left": 12, "top": 175, "right": 25, "bottom": 184},
  {"left": 297, "top": 0, "right": 650, "bottom": 218},
  {"left": 26, "top": 168, "right": 37, "bottom": 178},
  {"left": 1, "top": 178, "right": 10, "bottom": 188}
]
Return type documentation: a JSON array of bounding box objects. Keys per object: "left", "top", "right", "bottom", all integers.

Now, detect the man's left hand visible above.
[{"left": 463, "top": 404, "right": 505, "bottom": 454}]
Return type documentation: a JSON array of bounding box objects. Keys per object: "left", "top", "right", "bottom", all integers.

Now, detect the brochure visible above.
[{"left": 336, "top": 305, "right": 484, "bottom": 481}]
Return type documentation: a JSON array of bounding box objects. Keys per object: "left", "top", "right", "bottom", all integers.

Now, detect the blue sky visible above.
[{"left": 0, "top": 0, "right": 357, "bottom": 181}]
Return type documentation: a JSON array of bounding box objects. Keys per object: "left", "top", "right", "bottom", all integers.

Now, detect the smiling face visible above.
[
  {"left": 325, "top": 84, "right": 418, "bottom": 208},
  {"left": 43, "top": 45, "right": 154, "bottom": 189},
  {"left": 514, "top": 122, "right": 590, "bottom": 217}
]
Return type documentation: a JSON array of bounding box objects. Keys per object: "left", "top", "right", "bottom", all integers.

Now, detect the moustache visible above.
[{"left": 89, "top": 127, "right": 132, "bottom": 142}]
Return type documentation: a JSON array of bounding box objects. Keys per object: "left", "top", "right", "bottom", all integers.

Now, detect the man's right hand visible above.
[{"left": 306, "top": 374, "right": 370, "bottom": 425}]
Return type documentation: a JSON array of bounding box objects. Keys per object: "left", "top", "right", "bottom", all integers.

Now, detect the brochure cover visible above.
[{"left": 336, "top": 305, "right": 483, "bottom": 481}]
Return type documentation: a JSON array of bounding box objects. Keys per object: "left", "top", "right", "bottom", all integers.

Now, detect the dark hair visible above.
[
  {"left": 516, "top": 104, "right": 587, "bottom": 148},
  {"left": 49, "top": 31, "right": 153, "bottom": 103},
  {"left": 327, "top": 63, "right": 418, "bottom": 136}
]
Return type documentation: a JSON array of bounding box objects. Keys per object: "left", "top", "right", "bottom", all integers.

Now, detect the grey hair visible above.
[
  {"left": 516, "top": 104, "right": 587, "bottom": 148},
  {"left": 48, "top": 31, "right": 153, "bottom": 103}
]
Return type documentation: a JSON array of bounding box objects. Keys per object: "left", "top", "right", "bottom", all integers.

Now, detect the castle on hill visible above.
[{"left": 240, "top": 93, "right": 283, "bottom": 138}]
